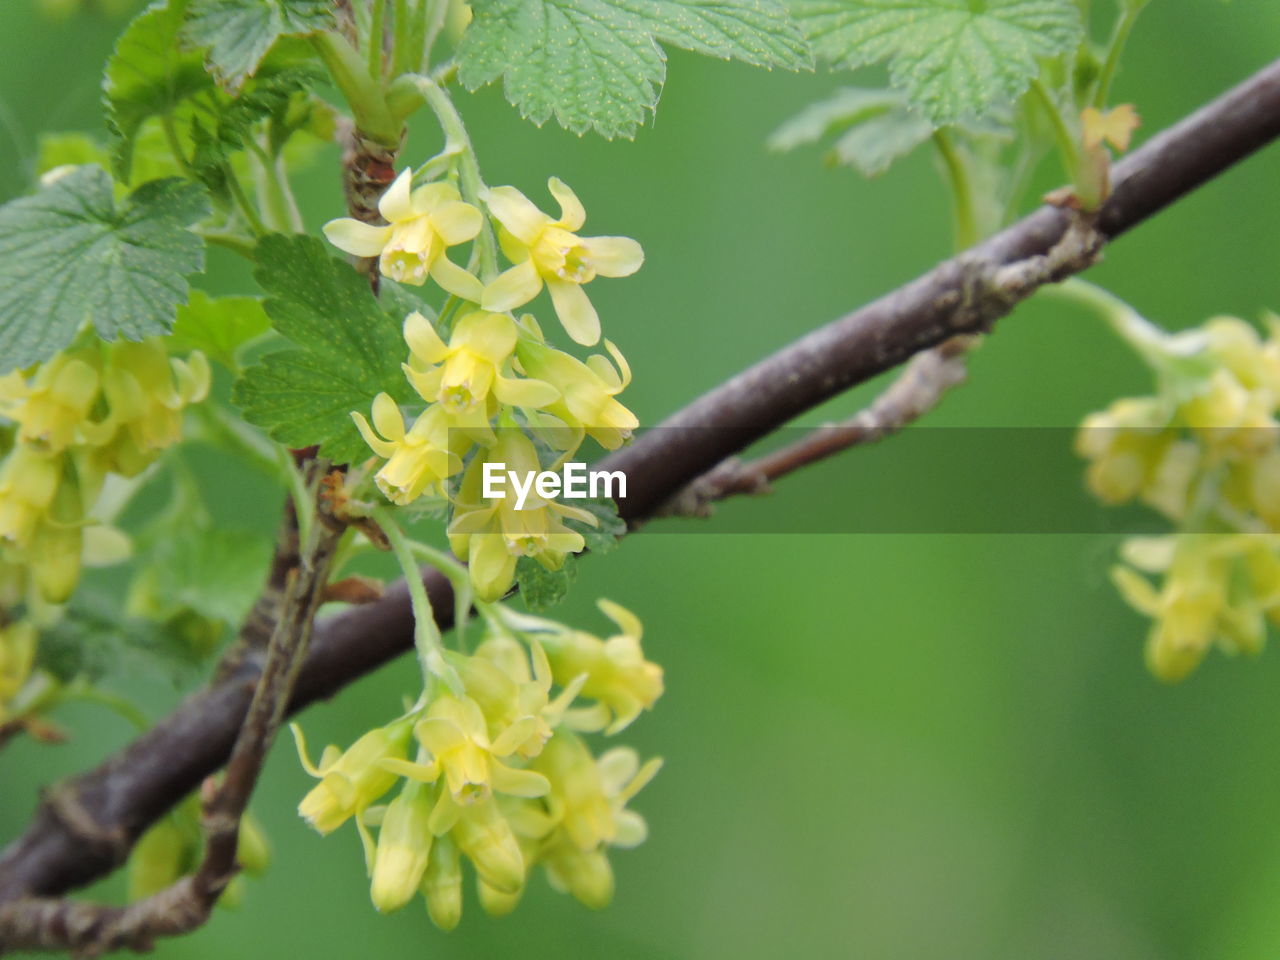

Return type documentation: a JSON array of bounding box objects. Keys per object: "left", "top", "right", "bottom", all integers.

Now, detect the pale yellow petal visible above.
[
  {"left": 482, "top": 260, "right": 542, "bottom": 313},
  {"left": 484, "top": 185, "right": 549, "bottom": 245},
  {"left": 547, "top": 177, "right": 585, "bottom": 231},
  {"left": 546, "top": 278, "right": 600, "bottom": 346},
  {"left": 411, "top": 180, "right": 463, "bottom": 215},
  {"left": 493, "top": 375, "right": 559, "bottom": 409},
  {"left": 404, "top": 310, "right": 449, "bottom": 363},
  {"left": 378, "top": 168, "right": 416, "bottom": 223},
  {"left": 323, "top": 218, "right": 392, "bottom": 257},
  {"left": 429, "top": 255, "right": 485, "bottom": 302},
  {"left": 431, "top": 201, "right": 483, "bottom": 246},
  {"left": 582, "top": 236, "right": 643, "bottom": 278}
]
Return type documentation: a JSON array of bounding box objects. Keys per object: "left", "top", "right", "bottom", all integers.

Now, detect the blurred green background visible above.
[{"left": 4, "top": 2, "right": 1280, "bottom": 957}]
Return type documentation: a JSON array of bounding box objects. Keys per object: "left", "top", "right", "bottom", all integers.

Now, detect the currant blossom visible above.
[
  {"left": 292, "top": 719, "right": 414, "bottom": 834},
  {"left": 481, "top": 178, "right": 643, "bottom": 346},
  {"left": 324, "top": 170, "right": 483, "bottom": 297},
  {"left": 352, "top": 397, "right": 464, "bottom": 504},
  {"left": 401, "top": 310, "right": 556, "bottom": 416},
  {"left": 447, "top": 431, "right": 595, "bottom": 601},
  {"left": 517, "top": 335, "right": 638, "bottom": 450}
]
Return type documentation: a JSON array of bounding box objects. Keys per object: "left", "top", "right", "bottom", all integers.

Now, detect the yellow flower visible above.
[
  {"left": 0, "top": 446, "right": 62, "bottom": 548},
  {"left": 370, "top": 780, "right": 434, "bottom": 913},
  {"left": 324, "top": 170, "right": 484, "bottom": 298},
  {"left": 10, "top": 350, "right": 105, "bottom": 453},
  {"left": 401, "top": 310, "right": 556, "bottom": 416},
  {"left": 539, "top": 600, "right": 663, "bottom": 734},
  {"left": 292, "top": 719, "right": 414, "bottom": 835},
  {"left": 384, "top": 694, "right": 549, "bottom": 806},
  {"left": 1075, "top": 397, "right": 1171, "bottom": 506},
  {"left": 481, "top": 178, "right": 643, "bottom": 346},
  {"left": 533, "top": 732, "right": 660, "bottom": 909},
  {"left": 0, "top": 620, "right": 36, "bottom": 714},
  {"left": 450, "top": 635, "right": 584, "bottom": 759},
  {"left": 421, "top": 832, "right": 463, "bottom": 931},
  {"left": 1109, "top": 535, "right": 1278, "bottom": 682},
  {"left": 98, "top": 340, "right": 210, "bottom": 476},
  {"left": 517, "top": 335, "right": 638, "bottom": 450},
  {"left": 447, "top": 432, "right": 595, "bottom": 601},
  {"left": 448, "top": 793, "right": 527, "bottom": 895},
  {"left": 353, "top": 397, "right": 464, "bottom": 505}
]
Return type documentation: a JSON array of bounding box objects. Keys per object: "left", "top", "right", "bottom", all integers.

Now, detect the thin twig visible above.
[
  {"left": 659, "top": 335, "right": 975, "bottom": 517},
  {"left": 1, "top": 57, "right": 1278, "bottom": 907},
  {"left": 0, "top": 463, "right": 345, "bottom": 956}
]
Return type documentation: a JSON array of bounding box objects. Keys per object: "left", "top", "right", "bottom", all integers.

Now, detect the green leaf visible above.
[
  {"left": 233, "top": 234, "right": 417, "bottom": 464},
  {"left": 0, "top": 166, "right": 209, "bottom": 372},
  {"left": 146, "top": 527, "right": 272, "bottom": 625},
  {"left": 564, "top": 496, "right": 626, "bottom": 554},
  {"left": 184, "top": 0, "right": 333, "bottom": 92},
  {"left": 517, "top": 555, "right": 576, "bottom": 611},
  {"left": 171, "top": 289, "right": 270, "bottom": 370},
  {"left": 103, "top": 0, "right": 209, "bottom": 180},
  {"left": 104, "top": 0, "right": 320, "bottom": 190},
  {"left": 790, "top": 0, "right": 1082, "bottom": 125},
  {"left": 769, "top": 87, "right": 934, "bottom": 176},
  {"left": 35, "top": 591, "right": 209, "bottom": 687},
  {"left": 460, "top": 0, "right": 812, "bottom": 138}
]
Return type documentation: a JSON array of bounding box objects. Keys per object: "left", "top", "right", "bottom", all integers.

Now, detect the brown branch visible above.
[
  {"left": 2, "top": 58, "right": 1280, "bottom": 908},
  {"left": 0, "top": 464, "right": 345, "bottom": 955}
]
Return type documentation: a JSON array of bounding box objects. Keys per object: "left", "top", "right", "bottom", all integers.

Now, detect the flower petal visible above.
[
  {"left": 484, "top": 186, "right": 549, "bottom": 245},
  {"left": 404, "top": 310, "right": 448, "bottom": 363},
  {"left": 323, "top": 218, "right": 392, "bottom": 257},
  {"left": 352, "top": 412, "right": 397, "bottom": 458},
  {"left": 490, "top": 760, "right": 551, "bottom": 798},
  {"left": 493, "top": 375, "right": 559, "bottom": 409},
  {"left": 429, "top": 255, "right": 485, "bottom": 302},
  {"left": 411, "top": 180, "right": 463, "bottom": 214},
  {"left": 481, "top": 260, "right": 542, "bottom": 313},
  {"left": 431, "top": 201, "right": 483, "bottom": 246},
  {"left": 456, "top": 311, "right": 517, "bottom": 363},
  {"left": 582, "top": 236, "right": 643, "bottom": 277},
  {"left": 378, "top": 168, "right": 416, "bottom": 223},
  {"left": 372, "top": 392, "right": 406, "bottom": 441},
  {"left": 547, "top": 177, "right": 585, "bottom": 231},
  {"left": 546, "top": 278, "right": 600, "bottom": 346}
]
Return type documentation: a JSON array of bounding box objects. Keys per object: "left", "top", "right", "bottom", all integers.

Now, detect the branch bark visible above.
[
  {"left": 2, "top": 57, "right": 1280, "bottom": 907},
  {"left": 0, "top": 463, "right": 345, "bottom": 955}
]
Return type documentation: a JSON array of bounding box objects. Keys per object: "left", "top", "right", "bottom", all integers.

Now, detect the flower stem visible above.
[
  {"left": 312, "top": 31, "right": 400, "bottom": 147},
  {"left": 931, "top": 128, "right": 980, "bottom": 250},
  {"left": 374, "top": 506, "right": 447, "bottom": 688},
  {"left": 1029, "top": 77, "right": 1082, "bottom": 191},
  {"left": 1094, "top": 1, "right": 1147, "bottom": 108},
  {"left": 367, "top": 0, "right": 386, "bottom": 81},
  {"left": 413, "top": 75, "right": 499, "bottom": 280}
]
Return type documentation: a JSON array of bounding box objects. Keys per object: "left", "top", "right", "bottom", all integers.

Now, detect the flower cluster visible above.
[
  {"left": 292, "top": 600, "right": 663, "bottom": 927},
  {"left": 0, "top": 337, "right": 209, "bottom": 718},
  {"left": 328, "top": 171, "right": 641, "bottom": 601},
  {"left": 1078, "top": 313, "right": 1280, "bottom": 679}
]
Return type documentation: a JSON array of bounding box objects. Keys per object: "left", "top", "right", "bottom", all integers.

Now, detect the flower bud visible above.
[
  {"left": 452, "top": 795, "right": 526, "bottom": 895},
  {"left": 236, "top": 813, "right": 271, "bottom": 877},
  {"left": 422, "top": 833, "right": 463, "bottom": 931},
  {"left": 370, "top": 782, "right": 434, "bottom": 913},
  {"left": 127, "top": 816, "right": 189, "bottom": 902},
  {"left": 295, "top": 719, "right": 414, "bottom": 834}
]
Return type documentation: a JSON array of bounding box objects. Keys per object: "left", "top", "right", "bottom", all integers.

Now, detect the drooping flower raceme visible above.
[
  {"left": 482, "top": 178, "right": 644, "bottom": 346},
  {"left": 293, "top": 614, "right": 663, "bottom": 929},
  {"left": 324, "top": 169, "right": 484, "bottom": 298},
  {"left": 0, "top": 337, "right": 208, "bottom": 720},
  {"left": 1079, "top": 310, "right": 1280, "bottom": 680}
]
